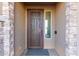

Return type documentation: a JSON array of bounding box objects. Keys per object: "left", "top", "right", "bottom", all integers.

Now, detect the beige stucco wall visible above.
[
  {"left": 0, "top": 2, "right": 2, "bottom": 15},
  {"left": 55, "top": 3, "right": 66, "bottom": 56},
  {"left": 25, "top": 5, "right": 56, "bottom": 49},
  {"left": 14, "top": 2, "right": 25, "bottom": 56}
]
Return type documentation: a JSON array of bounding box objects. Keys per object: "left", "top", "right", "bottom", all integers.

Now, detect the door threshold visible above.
[{"left": 28, "top": 46, "right": 41, "bottom": 49}]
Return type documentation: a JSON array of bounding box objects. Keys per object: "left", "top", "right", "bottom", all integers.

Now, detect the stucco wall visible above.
[
  {"left": 0, "top": 2, "right": 2, "bottom": 15},
  {"left": 55, "top": 3, "right": 66, "bottom": 56},
  {"left": 14, "top": 3, "right": 25, "bottom": 56},
  {"left": 25, "top": 5, "right": 55, "bottom": 49}
]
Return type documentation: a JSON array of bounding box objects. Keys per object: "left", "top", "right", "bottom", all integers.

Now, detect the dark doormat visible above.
[{"left": 26, "top": 48, "right": 49, "bottom": 56}]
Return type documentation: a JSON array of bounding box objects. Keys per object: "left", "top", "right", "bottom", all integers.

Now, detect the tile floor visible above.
[{"left": 22, "top": 48, "right": 58, "bottom": 56}]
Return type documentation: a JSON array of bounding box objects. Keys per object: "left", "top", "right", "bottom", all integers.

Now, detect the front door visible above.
[{"left": 27, "top": 9, "right": 44, "bottom": 48}]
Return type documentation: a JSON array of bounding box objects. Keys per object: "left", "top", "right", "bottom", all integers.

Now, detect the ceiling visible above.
[{"left": 23, "top": 2, "right": 58, "bottom": 6}]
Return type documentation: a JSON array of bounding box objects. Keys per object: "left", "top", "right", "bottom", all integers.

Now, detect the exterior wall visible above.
[
  {"left": 55, "top": 3, "right": 66, "bottom": 55},
  {"left": 14, "top": 3, "right": 25, "bottom": 56},
  {"left": 0, "top": 2, "right": 2, "bottom": 15},
  {"left": 65, "top": 2, "right": 79, "bottom": 56},
  {"left": 0, "top": 18, "right": 4, "bottom": 56},
  {"left": 0, "top": 2, "right": 14, "bottom": 56},
  {"left": 25, "top": 5, "right": 56, "bottom": 49},
  {"left": 0, "top": 2, "right": 79, "bottom": 56},
  {"left": 9, "top": 2, "right": 15, "bottom": 56},
  {"left": 25, "top": 7, "right": 27, "bottom": 50},
  {"left": 55, "top": 2, "right": 79, "bottom": 56},
  {"left": 0, "top": 3, "right": 4, "bottom": 56}
]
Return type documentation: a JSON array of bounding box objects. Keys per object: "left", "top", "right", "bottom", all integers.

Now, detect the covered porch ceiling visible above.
[{"left": 23, "top": 2, "right": 58, "bottom": 6}]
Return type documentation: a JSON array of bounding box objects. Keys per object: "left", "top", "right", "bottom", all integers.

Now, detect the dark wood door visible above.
[{"left": 27, "top": 9, "right": 44, "bottom": 48}]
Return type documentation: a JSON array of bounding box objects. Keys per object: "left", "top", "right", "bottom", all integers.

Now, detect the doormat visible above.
[{"left": 26, "top": 48, "right": 49, "bottom": 56}]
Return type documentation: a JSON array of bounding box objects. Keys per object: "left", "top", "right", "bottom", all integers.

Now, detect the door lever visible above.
[{"left": 54, "top": 30, "right": 57, "bottom": 34}]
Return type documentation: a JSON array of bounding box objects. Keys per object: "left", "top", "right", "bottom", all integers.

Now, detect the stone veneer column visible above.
[
  {"left": 9, "top": 2, "right": 14, "bottom": 56},
  {"left": 0, "top": 21, "right": 4, "bottom": 56},
  {"left": 65, "top": 2, "right": 79, "bottom": 56},
  {"left": 2, "top": 2, "right": 14, "bottom": 56}
]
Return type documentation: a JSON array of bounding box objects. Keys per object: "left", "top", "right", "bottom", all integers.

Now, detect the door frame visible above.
[{"left": 26, "top": 9, "right": 44, "bottom": 49}]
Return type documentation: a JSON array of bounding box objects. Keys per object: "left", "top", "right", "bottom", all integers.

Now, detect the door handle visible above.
[{"left": 54, "top": 30, "right": 57, "bottom": 34}]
